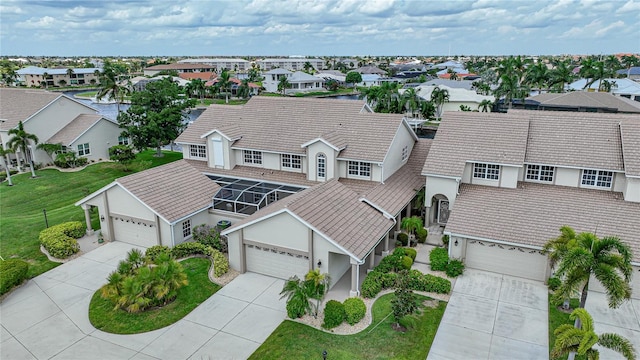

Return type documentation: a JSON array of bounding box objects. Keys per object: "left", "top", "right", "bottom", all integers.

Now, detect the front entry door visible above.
[{"left": 437, "top": 199, "right": 450, "bottom": 224}]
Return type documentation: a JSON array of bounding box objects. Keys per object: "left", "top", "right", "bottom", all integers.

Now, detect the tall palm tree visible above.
[
  {"left": 478, "top": 99, "right": 492, "bottom": 112},
  {"left": 549, "top": 60, "right": 575, "bottom": 93},
  {"left": 431, "top": 86, "right": 450, "bottom": 119},
  {"left": 552, "top": 308, "right": 636, "bottom": 360},
  {"left": 66, "top": 68, "right": 74, "bottom": 84},
  {"left": 217, "top": 70, "right": 232, "bottom": 103},
  {"left": 42, "top": 72, "right": 49, "bottom": 89},
  {"left": 303, "top": 61, "right": 314, "bottom": 74},
  {"left": 237, "top": 79, "right": 251, "bottom": 99},
  {"left": 525, "top": 62, "right": 549, "bottom": 94},
  {"left": 6, "top": 121, "right": 38, "bottom": 178},
  {"left": 621, "top": 55, "right": 640, "bottom": 78},
  {"left": 0, "top": 146, "right": 14, "bottom": 186},
  {"left": 401, "top": 88, "right": 421, "bottom": 118},
  {"left": 277, "top": 75, "right": 290, "bottom": 96},
  {"left": 97, "top": 62, "right": 129, "bottom": 114}
]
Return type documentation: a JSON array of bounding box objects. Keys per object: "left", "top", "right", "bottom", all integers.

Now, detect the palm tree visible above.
[
  {"left": 303, "top": 61, "right": 314, "bottom": 74},
  {"left": 431, "top": 87, "right": 449, "bottom": 119},
  {"left": 97, "top": 61, "right": 129, "bottom": 114},
  {"left": 277, "top": 75, "right": 290, "bottom": 95},
  {"left": 401, "top": 88, "right": 421, "bottom": 118},
  {"left": 621, "top": 55, "right": 640, "bottom": 78},
  {"left": 400, "top": 216, "right": 423, "bottom": 246},
  {"left": 549, "top": 60, "right": 575, "bottom": 93},
  {"left": 525, "top": 62, "right": 549, "bottom": 94},
  {"left": 0, "top": 146, "right": 14, "bottom": 186},
  {"left": 305, "top": 269, "right": 330, "bottom": 318},
  {"left": 66, "top": 68, "right": 74, "bottom": 84},
  {"left": 217, "top": 70, "right": 232, "bottom": 103},
  {"left": 419, "top": 101, "right": 436, "bottom": 120},
  {"left": 478, "top": 99, "right": 492, "bottom": 112},
  {"left": 552, "top": 308, "right": 636, "bottom": 360},
  {"left": 6, "top": 121, "right": 39, "bottom": 178},
  {"left": 280, "top": 275, "right": 313, "bottom": 319},
  {"left": 237, "top": 79, "right": 251, "bottom": 99},
  {"left": 42, "top": 72, "right": 49, "bottom": 89}
]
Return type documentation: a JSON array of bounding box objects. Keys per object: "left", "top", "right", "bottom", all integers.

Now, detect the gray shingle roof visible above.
[
  {"left": 446, "top": 182, "right": 640, "bottom": 263},
  {"left": 422, "top": 112, "right": 530, "bottom": 177},
  {"left": 620, "top": 119, "right": 640, "bottom": 176},
  {"left": 176, "top": 96, "right": 402, "bottom": 162},
  {"left": 46, "top": 114, "right": 105, "bottom": 145},
  {"left": 0, "top": 88, "right": 62, "bottom": 130},
  {"left": 116, "top": 160, "right": 220, "bottom": 223}
]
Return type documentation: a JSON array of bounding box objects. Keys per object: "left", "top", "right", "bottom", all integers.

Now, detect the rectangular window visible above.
[
  {"left": 473, "top": 163, "right": 500, "bottom": 180},
  {"left": 281, "top": 154, "right": 302, "bottom": 169},
  {"left": 526, "top": 164, "right": 554, "bottom": 182},
  {"left": 401, "top": 145, "right": 409, "bottom": 162},
  {"left": 243, "top": 150, "right": 262, "bottom": 164},
  {"left": 182, "top": 219, "right": 191, "bottom": 238},
  {"left": 581, "top": 169, "right": 613, "bottom": 188},
  {"left": 348, "top": 161, "right": 371, "bottom": 177},
  {"left": 118, "top": 136, "right": 129, "bottom": 145},
  {"left": 190, "top": 144, "right": 206, "bottom": 159},
  {"left": 77, "top": 143, "right": 90, "bottom": 156}
]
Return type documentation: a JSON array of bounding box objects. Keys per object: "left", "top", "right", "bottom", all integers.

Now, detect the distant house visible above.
[
  {"left": 16, "top": 66, "right": 101, "bottom": 88},
  {"left": 262, "top": 69, "right": 324, "bottom": 94},
  {"left": 616, "top": 66, "right": 640, "bottom": 80},
  {"left": 403, "top": 84, "right": 495, "bottom": 112},
  {"left": 568, "top": 78, "right": 640, "bottom": 102},
  {"left": 178, "top": 58, "right": 250, "bottom": 72},
  {"left": 354, "top": 65, "right": 387, "bottom": 75},
  {"left": 257, "top": 58, "right": 325, "bottom": 72},
  {"left": 178, "top": 72, "right": 217, "bottom": 82},
  {"left": 143, "top": 63, "right": 216, "bottom": 77},
  {"left": 358, "top": 74, "right": 382, "bottom": 87},
  {"left": 206, "top": 77, "right": 260, "bottom": 96},
  {"left": 522, "top": 92, "right": 640, "bottom": 113}
]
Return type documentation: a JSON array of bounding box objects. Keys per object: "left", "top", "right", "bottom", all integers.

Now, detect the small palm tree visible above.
[
  {"left": 401, "top": 216, "right": 423, "bottom": 245},
  {"left": 552, "top": 308, "right": 636, "bottom": 360},
  {"left": 280, "top": 275, "right": 313, "bottom": 319},
  {"left": 278, "top": 75, "right": 290, "bottom": 95},
  {"left": 305, "top": 269, "right": 330, "bottom": 318},
  {"left": 430, "top": 87, "right": 450, "bottom": 119},
  {"left": 6, "top": 121, "right": 39, "bottom": 178},
  {"left": 478, "top": 99, "right": 492, "bottom": 112},
  {"left": 0, "top": 146, "right": 14, "bottom": 186}
]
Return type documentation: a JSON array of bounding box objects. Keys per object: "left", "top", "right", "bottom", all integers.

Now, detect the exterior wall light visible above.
[
  {"left": 454, "top": 239, "right": 459, "bottom": 246},
  {"left": 317, "top": 259, "right": 322, "bottom": 268},
  {"left": 100, "top": 215, "right": 105, "bottom": 222}
]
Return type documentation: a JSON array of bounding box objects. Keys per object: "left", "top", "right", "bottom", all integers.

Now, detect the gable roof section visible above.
[
  {"left": 0, "top": 88, "right": 61, "bottom": 130},
  {"left": 46, "top": 114, "right": 112, "bottom": 145},
  {"left": 446, "top": 182, "right": 640, "bottom": 263},
  {"left": 114, "top": 160, "right": 220, "bottom": 224},
  {"left": 620, "top": 119, "right": 640, "bottom": 176},
  {"left": 175, "top": 105, "right": 244, "bottom": 145},
  {"left": 223, "top": 179, "right": 394, "bottom": 261},
  {"left": 422, "top": 112, "right": 529, "bottom": 178}
]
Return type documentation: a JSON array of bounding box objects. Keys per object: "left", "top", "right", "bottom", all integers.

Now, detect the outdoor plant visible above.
[
  {"left": 547, "top": 276, "right": 562, "bottom": 291},
  {"left": 400, "top": 255, "right": 413, "bottom": 270},
  {"left": 145, "top": 245, "right": 171, "bottom": 262},
  {"left": 0, "top": 259, "right": 29, "bottom": 295},
  {"left": 429, "top": 247, "right": 449, "bottom": 271},
  {"left": 416, "top": 228, "right": 428, "bottom": 244},
  {"left": 108, "top": 145, "right": 136, "bottom": 171},
  {"left": 211, "top": 249, "right": 229, "bottom": 277},
  {"left": 305, "top": 268, "right": 330, "bottom": 318},
  {"left": 280, "top": 275, "right": 313, "bottom": 319},
  {"left": 361, "top": 267, "right": 451, "bottom": 298},
  {"left": 400, "top": 216, "right": 423, "bottom": 246},
  {"left": 441, "top": 234, "right": 450, "bottom": 246},
  {"left": 402, "top": 247, "right": 417, "bottom": 261},
  {"left": 397, "top": 233, "right": 409, "bottom": 247},
  {"left": 361, "top": 271, "right": 384, "bottom": 298},
  {"left": 376, "top": 252, "right": 404, "bottom": 273},
  {"left": 193, "top": 224, "right": 228, "bottom": 253},
  {"left": 445, "top": 259, "right": 465, "bottom": 277},
  {"left": 54, "top": 152, "right": 87, "bottom": 168},
  {"left": 171, "top": 242, "right": 213, "bottom": 258},
  {"left": 322, "top": 300, "right": 346, "bottom": 329},
  {"left": 392, "top": 270, "right": 418, "bottom": 329},
  {"left": 38, "top": 221, "right": 84, "bottom": 258},
  {"left": 343, "top": 297, "right": 366, "bottom": 325}
]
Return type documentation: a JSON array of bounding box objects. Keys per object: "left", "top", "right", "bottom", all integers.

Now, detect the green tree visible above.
[
  {"left": 400, "top": 88, "right": 421, "bottom": 118},
  {"left": 36, "top": 143, "right": 63, "bottom": 160},
  {"left": 478, "top": 99, "right": 492, "bottom": 112},
  {"left": 419, "top": 101, "right": 436, "bottom": 120},
  {"left": 117, "top": 77, "right": 196, "bottom": 157},
  {"left": 345, "top": 71, "right": 363, "bottom": 87},
  {"left": 471, "top": 80, "right": 492, "bottom": 96},
  {"left": 525, "top": 62, "right": 549, "bottom": 94},
  {"left": 0, "top": 146, "right": 14, "bottom": 186},
  {"left": 305, "top": 269, "right": 330, "bottom": 318},
  {"left": 400, "top": 216, "right": 423, "bottom": 246},
  {"left": 97, "top": 60, "right": 131, "bottom": 114},
  {"left": 621, "top": 55, "right": 640, "bottom": 78},
  {"left": 549, "top": 60, "right": 574, "bottom": 93},
  {"left": 108, "top": 145, "right": 136, "bottom": 171},
  {"left": 431, "top": 87, "right": 450, "bottom": 119},
  {"left": 6, "top": 121, "right": 38, "bottom": 178},
  {"left": 217, "top": 70, "right": 232, "bottom": 103},
  {"left": 280, "top": 275, "right": 313, "bottom": 319},
  {"left": 237, "top": 79, "right": 251, "bottom": 99},
  {"left": 303, "top": 61, "right": 314, "bottom": 74},
  {"left": 552, "top": 308, "right": 636, "bottom": 360},
  {"left": 278, "top": 76, "right": 290, "bottom": 95},
  {"left": 391, "top": 270, "right": 417, "bottom": 327}
]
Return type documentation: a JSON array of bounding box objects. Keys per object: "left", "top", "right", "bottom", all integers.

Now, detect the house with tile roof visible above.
[
  {"left": 0, "top": 88, "right": 123, "bottom": 167},
  {"left": 16, "top": 66, "right": 101, "bottom": 88},
  {"left": 422, "top": 110, "right": 640, "bottom": 297},
  {"left": 77, "top": 96, "right": 428, "bottom": 296},
  {"left": 523, "top": 92, "right": 640, "bottom": 114},
  {"left": 401, "top": 84, "right": 495, "bottom": 112},
  {"left": 262, "top": 69, "right": 324, "bottom": 94}
]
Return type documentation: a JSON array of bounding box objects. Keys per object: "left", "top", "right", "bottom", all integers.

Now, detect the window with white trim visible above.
[
  {"left": 190, "top": 145, "right": 206, "bottom": 159},
  {"left": 118, "top": 136, "right": 129, "bottom": 145},
  {"left": 281, "top": 154, "right": 302, "bottom": 169},
  {"left": 526, "top": 164, "right": 554, "bottom": 182},
  {"left": 317, "top": 153, "right": 326, "bottom": 178},
  {"left": 348, "top": 161, "right": 371, "bottom": 177},
  {"left": 77, "top": 143, "right": 90, "bottom": 156},
  {"left": 401, "top": 145, "right": 409, "bottom": 162},
  {"left": 581, "top": 169, "right": 613, "bottom": 188},
  {"left": 243, "top": 150, "right": 262, "bottom": 164},
  {"left": 473, "top": 163, "right": 500, "bottom": 180},
  {"left": 182, "top": 219, "right": 191, "bottom": 238}
]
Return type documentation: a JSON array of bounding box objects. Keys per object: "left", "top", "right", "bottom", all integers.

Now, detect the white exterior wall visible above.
[
  {"left": 555, "top": 167, "right": 581, "bottom": 187},
  {"left": 108, "top": 186, "right": 155, "bottom": 221},
  {"left": 208, "top": 211, "right": 246, "bottom": 227},
  {"left": 262, "top": 152, "right": 281, "bottom": 170},
  {"left": 307, "top": 142, "right": 337, "bottom": 182},
  {"left": 499, "top": 166, "right": 519, "bottom": 188},
  {"left": 382, "top": 125, "right": 415, "bottom": 181},
  {"left": 84, "top": 193, "right": 110, "bottom": 240},
  {"left": 612, "top": 172, "right": 626, "bottom": 193},
  {"left": 624, "top": 177, "right": 640, "bottom": 202},
  {"left": 243, "top": 212, "right": 309, "bottom": 252},
  {"left": 173, "top": 210, "right": 211, "bottom": 246},
  {"left": 227, "top": 231, "right": 242, "bottom": 272},
  {"left": 159, "top": 221, "right": 172, "bottom": 247},
  {"left": 425, "top": 176, "right": 459, "bottom": 209},
  {"left": 70, "top": 120, "right": 122, "bottom": 162}
]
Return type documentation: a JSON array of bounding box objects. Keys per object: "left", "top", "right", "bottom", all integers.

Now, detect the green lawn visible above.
[
  {"left": 0, "top": 150, "right": 182, "bottom": 277},
  {"left": 548, "top": 298, "right": 583, "bottom": 360},
  {"left": 88, "top": 257, "right": 220, "bottom": 334},
  {"left": 74, "top": 90, "right": 98, "bottom": 98},
  {"left": 249, "top": 294, "right": 446, "bottom": 360},
  {"left": 195, "top": 98, "right": 249, "bottom": 106}
]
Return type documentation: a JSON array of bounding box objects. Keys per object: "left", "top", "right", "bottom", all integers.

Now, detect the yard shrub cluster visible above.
[
  {"left": 38, "top": 221, "right": 84, "bottom": 258},
  {"left": 416, "top": 228, "right": 428, "bottom": 244},
  {"left": 397, "top": 233, "right": 409, "bottom": 246},
  {"left": 547, "top": 276, "right": 562, "bottom": 291},
  {"left": 54, "top": 152, "right": 88, "bottom": 168},
  {"left": 429, "top": 248, "right": 465, "bottom": 277},
  {"left": 0, "top": 259, "right": 29, "bottom": 295},
  {"left": 211, "top": 249, "right": 229, "bottom": 277},
  {"left": 322, "top": 300, "right": 346, "bottom": 329},
  {"left": 343, "top": 297, "right": 366, "bottom": 325},
  {"left": 171, "top": 242, "right": 213, "bottom": 258},
  {"left": 144, "top": 243, "right": 228, "bottom": 277},
  {"left": 193, "top": 224, "right": 228, "bottom": 253},
  {"left": 145, "top": 245, "right": 171, "bottom": 262}
]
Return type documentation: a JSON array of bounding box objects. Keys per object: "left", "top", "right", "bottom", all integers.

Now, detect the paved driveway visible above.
[
  {"left": 428, "top": 269, "right": 549, "bottom": 360},
  {"left": 0, "top": 242, "right": 286, "bottom": 360}
]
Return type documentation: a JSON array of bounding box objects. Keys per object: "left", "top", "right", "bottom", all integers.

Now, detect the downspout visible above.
[{"left": 170, "top": 224, "right": 176, "bottom": 247}]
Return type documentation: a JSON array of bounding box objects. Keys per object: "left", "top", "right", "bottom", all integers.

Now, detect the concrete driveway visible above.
[
  {"left": 427, "top": 269, "right": 549, "bottom": 360},
  {"left": 0, "top": 242, "right": 286, "bottom": 360}
]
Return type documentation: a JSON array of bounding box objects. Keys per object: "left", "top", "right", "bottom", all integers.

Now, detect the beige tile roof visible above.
[
  {"left": 117, "top": 160, "right": 220, "bottom": 223},
  {"left": 521, "top": 110, "right": 627, "bottom": 171},
  {"left": 620, "top": 119, "right": 640, "bottom": 176},
  {"left": 176, "top": 96, "right": 402, "bottom": 162},
  {"left": 0, "top": 88, "right": 62, "bottom": 130},
  {"left": 528, "top": 92, "right": 640, "bottom": 113},
  {"left": 46, "top": 114, "right": 105, "bottom": 145},
  {"left": 224, "top": 179, "right": 394, "bottom": 261},
  {"left": 185, "top": 160, "right": 318, "bottom": 187},
  {"left": 422, "top": 112, "right": 530, "bottom": 177},
  {"left": 446, "top": 182, "right": 640, "bottom": 263}
]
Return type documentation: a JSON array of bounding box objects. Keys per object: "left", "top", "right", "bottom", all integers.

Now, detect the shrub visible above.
[
  {"left": 429, "top": 247, "right": 449, "bottom": 271},
  {"left": 548, "top": 276, "right": 562, "bottom": 291},
  {"left": 145, "top": 245, "right": 171, "bottom": 262},
  {"left": 445, "top": 259, "right": 465, "bottom": 277},
  {"left": 441, "top": 234, "right": 450, "bottom": 246},
  {"left": 193, "top": 224, "right": 228, "bottom": 253},
  {"left": 54, "top": 152, "right": 87, "bottom": 168},
  {"left": 377, "top": 253, "right": 403, "bottom": 273},
  {"left": 361, "top": 271, "right": 383, "bottom": 298},
  {"left": 51, "top": 221, "right": 85, "bottom": 238},
  {"left": 171, "top": 242, "right": 213, "bottom": 258},
  {"left": 416, "top": 228, "right": 428, "bottom": 244},
  {"left": 343, "top": 297, "right": 366, "bottom": 325},
  {"left": 286, "top": 298, "right": 306, "bottom": 319},
  {"left": 322, "top": 300, "right": 346, "bottom": 329},
  {"left": 421, "top": 274, "right": 452, "bottom": 293},
  {"left": 393, "top": 247, "right": 406, "bottom": 257},
  {"left": 401, "top": 255, "right": 413, "bottom": 270},
  {"left": 38, "top": 221, "right": 84, "bottom": 259},
  {"left": 381, "top": 272, "right": 398, "bottom": 288},
  {"left": 212, "top": 249, "right": 229, "bottom": 277},
  {"left": 397, "top": 233, "right": 409, "bottom": 246},
  {"left": 403, "top": 248, "right": 417, "bottom": 261},
  {"left": 0, "top": 259, "right": 29, "bottom": 295}
]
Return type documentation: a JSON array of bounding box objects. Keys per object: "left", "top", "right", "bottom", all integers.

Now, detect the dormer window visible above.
[
  {"left": 282, "top": 154, "right": 302, "bottom": 169},
  {"left": 581, "top": 169, "right": 613, "bottom": 188},
  {"left": 243, "top": 150, "right": 262, "bottom": 165},
  {"left": 348, "top": 161, "right": 371, "bottom": 177},
  {"left": 189, "top": 145, "right": 206, "bottom": 159},
  {"left": 317, "top": 154, "right": 326, "bottom": 179},
  {"left": 473, "top": 163, "right": 500, "bottom": 180},
  {"left": 526, "top": 164, "right": 554, "bottom": 182}
]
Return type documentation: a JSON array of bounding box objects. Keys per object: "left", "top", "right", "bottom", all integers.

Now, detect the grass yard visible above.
[
  {"left": 0, "top": 150, "right": 182, "bottom": 277},
  {"left": 548, "top": 298, "right": 583, "bottom": 360},
  {"left": 195, "top": 98, "right": 249, "bottom": 106},
  {"left": 88, "top": 257, "right": 220, "bottom": 334},
  {"left": 249, "top": 293, "right": 446, "bottom": 360}
]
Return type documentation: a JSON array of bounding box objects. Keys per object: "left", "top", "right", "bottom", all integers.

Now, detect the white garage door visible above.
[
  {"left": 464, "top": 239, "right": 548, "bottom": 281},
  {"left": 112, "top": 218, "right": 157, "bottom": 248},
  {"left": 632, "top": 266, "right": 640, "bottom": 300},
  {"left": 245, "top": 244, "right": 309, "bottom": 280}
]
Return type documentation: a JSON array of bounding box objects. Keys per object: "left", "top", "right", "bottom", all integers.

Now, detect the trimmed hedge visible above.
[
  {"left": 416, "top": 228, "right": 428, "bottom": 243},
  {"left": 171, "top": 242, "right": 213, "bottom": 258},
  {"left": 401, "top": 256, "right": 413, "bottom": 270},
  {"left": 212, "top": 249, "right": 229, "bottom": 277},
  {"left": 343, "top": 297, "right": 366, "bottom": 325},
  {"left": 193, "top": 224, "right": 228, "bottom": 253},
  {"left": 147, "top": 244, "right": 229, "bottom": 277},
  {"left": 145, "top": 245, "right": 171, "bottom": 262},
  {"left": 361, "top": 271, "right": 384, "bottom": 298},
  {"left": 39, "top": 221, "right": 84, "bottom": 259},
  {"left": 323, "top": 300, "right": 346, "bottom": 329},
  {"left": 0, "top": 259, "right": 29, "bottom": 295},
  {"left": 403, "top": 248, "right": 417, "bottom": 261},
  {"left": 429, "top": 248, "right": 449, "bottom": 271},
  {"left": 397, "top": 233, "right": 409, "bottom": 246},
  {"left": 361, "top": 268, "right": 451, "bottom": 298}
]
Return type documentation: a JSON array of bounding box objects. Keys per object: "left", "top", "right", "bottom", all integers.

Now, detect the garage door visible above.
[
  {"left": 464, "top": 239, "right": 548, "bottom": 281},
  {"left": 112, "top": 217, "right": 157, "bottom": 248},
  {"left": 631, "top": 266, "right": 640, "bottom": 300},
  {"left": 245, "top": 244, "right": 309, "bottom": 280}
]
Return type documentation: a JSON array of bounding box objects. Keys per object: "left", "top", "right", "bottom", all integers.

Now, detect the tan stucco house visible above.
[{"left": 423, "top": 110, "right": 640, "bottom": 298}]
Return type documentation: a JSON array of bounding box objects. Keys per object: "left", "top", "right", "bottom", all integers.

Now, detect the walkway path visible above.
[{"left": 0, "top": 242, "right": 286, "bottom": 360}]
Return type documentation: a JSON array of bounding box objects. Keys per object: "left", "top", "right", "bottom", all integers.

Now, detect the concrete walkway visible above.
[
  {"left": 0, "top": 242, "right": 287, "bottom": 360},
  {"left": 427, "top": 269, "right": 549, "bottom": 360}
]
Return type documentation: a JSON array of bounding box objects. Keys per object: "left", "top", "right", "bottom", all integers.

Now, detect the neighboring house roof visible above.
[
  {"left": 16, "top": 66, "right": 101, "bottom": 75},
  {"left": 568, "top": 78, "right": 640, "bottom": 95},
  {"left": 264, "top": 68, "right": 292, "bottom": 75},
  {"left": 408, "top": 85, "right": 494, "bottom": 104},
  {"left": 616, "top": 66, "right": 640, "bottom": 76},
  {"left": 354, "top": 66, "right": 386, "bottom": 75},
  {"left": 422, "top": 78, "right": 475, "bottom": 90},
  {"left": 178, "top": 58, "right": 249, "bottom": 64},
  {"left": 46, "top": 114, "right": 112, "bottom": 145},
  {"left": 145, "top": 63, "right": 215, "bottom": 71},
  {"left": 620, "top": 119, "right": 640, "bottom": 177},
  {"left": 316, "top": 72, "right": 346, "bottom": 82},
  {"left": 288, "top": 71, "right": 323, "bottom": 82},
  {"left": 446, "top": 182, "right": 640, "bottom": 263},
  {"left": 360, "top": 74, "right": 381, "bottom": 82},
  {"left": 527, "top": 92, "right": 640, "bottom": 113},
  {"left": 223, "top": 179, "right": 394, "bottom": 261},
  {"left": 179, "top": 72, "right": 217, "bottom": 81},
  {"left": 422, "top": 112, "right": 530, "bottom": 178},
  {"left": 176, "top": 97, "right": 399, "bottom": 163}
]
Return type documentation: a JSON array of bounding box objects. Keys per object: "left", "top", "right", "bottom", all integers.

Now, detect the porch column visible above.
[
  {"left": 82, "top": 204, "right": 94, "bottom": 235},
  {"left": 395, "top": 214, "right": 401, "bottom": 231},
  {"left": 406, "top": 205, "right": 411, "bottom": 218},
  {"left": 350, "top": 261, "right": 360, "bottom": 297},
  {"left": 368, "top": 251, "right": 376, "bottom": 271},
  {"left": 382, "top": 232, "right": 390, "bottom": 256}
]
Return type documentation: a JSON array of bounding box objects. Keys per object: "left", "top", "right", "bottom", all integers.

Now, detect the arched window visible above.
[{"left": 317, "top": 153, "right": 326, "bottom": 179}]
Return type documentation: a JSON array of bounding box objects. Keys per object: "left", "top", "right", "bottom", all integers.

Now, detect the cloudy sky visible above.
[{"left": 1, "top": 0, "right": 639, "bottom": 56}]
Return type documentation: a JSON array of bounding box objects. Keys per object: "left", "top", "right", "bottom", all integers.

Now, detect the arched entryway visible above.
[{"left": 430, "top": 194, "right": 450, "bottom": 225}]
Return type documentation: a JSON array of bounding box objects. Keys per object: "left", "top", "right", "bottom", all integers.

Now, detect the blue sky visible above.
[{"left": 1, "top": 0, "right": 639, "bottom": 56}]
